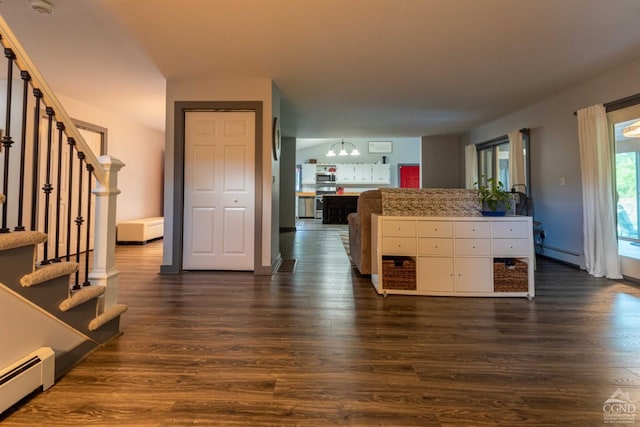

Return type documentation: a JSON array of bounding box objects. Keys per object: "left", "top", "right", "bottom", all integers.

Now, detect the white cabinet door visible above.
[
  {"left": 335, "top": 163, "right": 387, "bottom": 184},
  {"left": 454, "top": 258, "right": 492, "bottom": 292},
  {"left": 336, "top": 164, "right": 355, "bottom": 183},
  {"left": 183, "top": 111, "right": 255, "bottom": 270},
  {"left": 418, "top": 257, "right": 454, "bottom": 291},
  {"left": 419, "top": 256, "right": 490, "bottom": 293},
  {"left": 354, "top": 164, "right": 373, "bottom": 183},
  {"left": 301, "top": 164, "right": 316, "bottom": 184},
  {"left": 372, "top": 164, "right": 390, "bottom": 184}
]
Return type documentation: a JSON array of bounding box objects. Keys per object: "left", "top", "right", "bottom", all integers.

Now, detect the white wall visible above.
[
  {"left": 463, "top": 58, "right": 640, "bottom": 266},
  {"left": 0, "top": 85, "right": 164, "bottom": 224},
  {"left": 57, "top": 94, "right": 164, "bottom": 222},
  {"left": 163, "top": 78, "right": 276, "bottom": 271}
]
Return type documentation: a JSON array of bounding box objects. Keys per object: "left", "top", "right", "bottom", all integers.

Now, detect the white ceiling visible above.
[{"left": 1, "top": 0, "right": 640, "bottom": 137}]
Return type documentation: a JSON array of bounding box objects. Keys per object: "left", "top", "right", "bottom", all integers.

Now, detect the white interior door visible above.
[{"left": 183, "top": 111, "right": 255, "bottom": 270}]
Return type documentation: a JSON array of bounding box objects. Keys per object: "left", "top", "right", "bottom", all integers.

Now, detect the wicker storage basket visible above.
[
  {"left": 382, "top": 256, "right": 416, "bottom": 290},
  {"left": 493, "top": 258, "right": 528, "bottom": 292}
]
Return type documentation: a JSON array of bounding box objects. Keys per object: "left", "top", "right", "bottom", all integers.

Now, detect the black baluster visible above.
[
  {"left": 30, "top": 88, "right": 43, "bottom": 231},
  {"left": 83, "top": 163, "right": 93, "bottom": 286},
  {"left": 53, "top": 122, "right": 64, "bottom": 261},
  {"left": 1, "top": 48, "right": 16, "bottom": 233},
  {"left": 41, "top": 107, "right": 54, "bottom": 265},
  {"left": 15, "top": 71, "right": 31, "bottom": 231},
  {"left": 65, "top": 137, "right": 75, "bottom": 262},
  {"left": 73, "top": 151, "right": 85, "bottom": 291}
]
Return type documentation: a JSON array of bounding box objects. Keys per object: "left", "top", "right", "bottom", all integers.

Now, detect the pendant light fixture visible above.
[{"left": 326, "top": 139, "right": 360, "bottom": 157}]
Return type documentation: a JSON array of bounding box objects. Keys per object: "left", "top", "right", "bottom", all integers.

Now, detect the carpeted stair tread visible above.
[
  {"left": 59, "top": 285, "right": 105, "bottom": 312},
  {"left": 0, "top": 230, "right": 47, "bottom": 251},
  {"left": 0, "top": 193, "right": 4, "bottom": 204},
  {"left": 20, "top": 262, "right": 78, "bottom": 288},
  {"left": 88, "top": 304, "right": 128, "bottom": 331}
]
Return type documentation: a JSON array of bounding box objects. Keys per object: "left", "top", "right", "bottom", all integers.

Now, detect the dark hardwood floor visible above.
[{"left": 3, "top": 223, "right": 640, "bottom": 426}]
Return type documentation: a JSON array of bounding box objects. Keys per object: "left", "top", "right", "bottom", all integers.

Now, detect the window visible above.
[
  {"left": 610, "top": 105, "right": 640, "bottom": 242},
  {"left": 476, "top": 131, "right": 529, "bottom": 194}
]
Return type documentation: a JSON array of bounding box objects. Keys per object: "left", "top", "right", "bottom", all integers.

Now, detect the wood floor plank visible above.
[{"left": 3, "top": 224, "right": 640, "bottom": 425}]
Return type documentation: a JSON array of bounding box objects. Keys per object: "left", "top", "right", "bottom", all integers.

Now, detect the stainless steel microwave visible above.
[{"left": 316, "top": 173, "right": 336, "bottom": 183}]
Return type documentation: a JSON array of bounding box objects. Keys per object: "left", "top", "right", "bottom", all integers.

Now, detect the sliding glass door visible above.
[{"left": 611, "top": 106, "right": 640, "bottom": 244}]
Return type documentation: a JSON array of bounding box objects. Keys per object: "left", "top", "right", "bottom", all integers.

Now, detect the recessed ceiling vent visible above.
[{"left": 29, "top": 0, "right": 55, "bottom": 15}]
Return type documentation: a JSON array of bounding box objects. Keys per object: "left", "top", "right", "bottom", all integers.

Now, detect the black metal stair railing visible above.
[
  {"left": 0, "top": 48, "right": 15, "bottom": 233},
  {"left": 0, "top": 43, "right": 102, "bottom": 290}
]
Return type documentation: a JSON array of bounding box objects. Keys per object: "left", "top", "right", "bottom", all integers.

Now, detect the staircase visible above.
[
  {"left": 0, "top": 203, "right": 127, "bottom": 377},
  {"left": 0, "top": 15, "right": 127, "bottom": 412}
]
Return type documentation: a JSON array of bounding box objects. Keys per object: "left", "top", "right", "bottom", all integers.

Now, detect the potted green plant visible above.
[{"left": 476, "top": 178, "right": 511, "bottom": 216}]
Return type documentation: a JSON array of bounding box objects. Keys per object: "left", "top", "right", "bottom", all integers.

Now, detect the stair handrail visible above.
[
  {"left": 0, "top": 15, "right": 123, "bottom": 312},
  {"left": 0, "top": 15, "right": 106, "bottom": 186}
]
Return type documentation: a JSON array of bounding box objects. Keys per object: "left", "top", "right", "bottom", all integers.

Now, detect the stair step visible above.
[
  {"left": 0, "top": 230, "right": 47, "bottom": 251},
  {"left": 59, "top": 285, "right": 105, "bottom": 312},
  {"left": 20, "top": 262, "right": 78, "bottom": 288},
  {"left": 0, "top": 193, "right": 4, "bottom": 204},
  {"left": 88, "top": 304, "right": 128, "bottom": 331}
]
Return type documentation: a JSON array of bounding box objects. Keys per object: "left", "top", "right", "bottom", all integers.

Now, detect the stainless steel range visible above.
[{"left": 315, "top": 185, "right": 336, "bottom": 219}]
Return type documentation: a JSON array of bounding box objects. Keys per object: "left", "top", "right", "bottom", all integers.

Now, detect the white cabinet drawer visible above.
[
  {"left": 417, "top": 221, "right": 453, "bottom": 238},
  {"left": 455, "top": 238, "right": 490, "bottom": 256},
  {"left": 492, "top": 221, "right": 530, "bottom": 238},
  {"left": 493, "top": 238, "right": 530, "bottom": 256},
  {"left": 418, "top": 238, "right": 453, "bottom": 256},
  {"left": 455, "top": 222, "right": 490, "bottom": 238},
  {"left": 382, "top": 220, "right": 416, "bottom": 237},
  {"left": 382, "top": 237, "right": 416, "bottom": 255}
]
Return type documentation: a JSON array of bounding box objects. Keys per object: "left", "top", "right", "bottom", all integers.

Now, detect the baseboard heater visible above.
[{"left": 0, "top": 347, "right": 55, "bottom": 414}]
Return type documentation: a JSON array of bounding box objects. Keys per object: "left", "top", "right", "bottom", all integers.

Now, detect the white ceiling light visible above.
[
  {"left": 30, "top": 0, "right": 55, "bottom": 15},
  {"left": 623, "top": 120, "right": 640, "bottom": 138},
  {"left": 326, "top": 139, "right": 360, "bottom": 157}
]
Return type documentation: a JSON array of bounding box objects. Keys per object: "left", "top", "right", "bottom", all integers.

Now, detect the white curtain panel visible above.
[
  {"left": 464, "top": 144, "right": 478, "bottom": 189},
  {"left": 577, "top": 104, "right": 622, "bottom": 279},
  {"left": 508, "top": 130, "right": 525, "bottom": 189}
]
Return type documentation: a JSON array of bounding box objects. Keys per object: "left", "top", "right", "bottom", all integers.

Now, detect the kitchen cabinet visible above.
[
  {"left": 372, "top": 164, "right": 390, "bottom": 184},
  {"left": 335, "top": 163, "right": 390, "bottom": 184},
  {"left": 301, "top": 164, "right": 317, "bottom": 184},
  {"left": 335, "top": 164, "right": 355, "bottom": 183},
  {"left": 371, "top": 214, "right": 534, "bottom": 298},
  {"left": 353, "top": 164, "right": 372, "bottom": 183}
]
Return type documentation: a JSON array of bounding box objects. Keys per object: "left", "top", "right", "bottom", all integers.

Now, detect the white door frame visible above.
[{"left": 162, "top": 101, "right": 265, "bottom": 274}]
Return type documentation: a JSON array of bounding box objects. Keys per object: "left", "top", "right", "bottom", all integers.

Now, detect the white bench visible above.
[{"left": 116, "top": 217, "right": 164, "bottom": 244}]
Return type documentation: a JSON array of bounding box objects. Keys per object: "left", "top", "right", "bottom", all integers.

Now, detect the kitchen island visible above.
[{"left": 322, "top": 194, "right": 359, "bottom": 224}]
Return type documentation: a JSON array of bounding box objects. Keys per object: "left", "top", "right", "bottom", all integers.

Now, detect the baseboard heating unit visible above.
[{"left": 0, "top": 347, "right": 54, "bottom": 414}]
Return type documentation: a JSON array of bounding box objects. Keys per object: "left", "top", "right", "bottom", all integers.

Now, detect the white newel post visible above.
[{"left": 89, "top": 155, "right": 125, "bottom": 313}]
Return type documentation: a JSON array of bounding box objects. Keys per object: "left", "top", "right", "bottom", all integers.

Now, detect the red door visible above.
[{"left": 399, "top": 165, "right": 420, "bottom": 188}]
